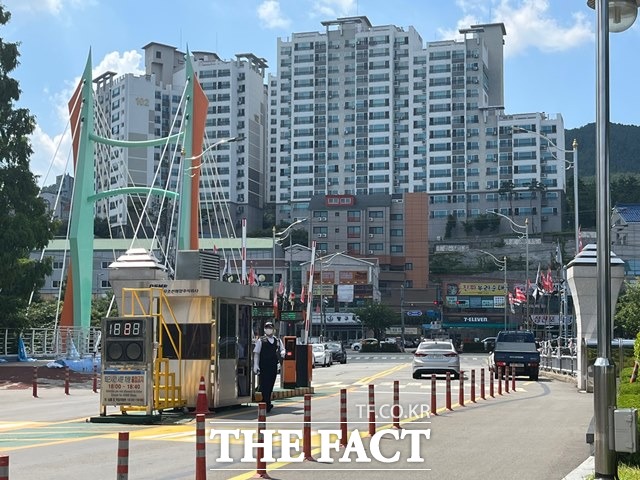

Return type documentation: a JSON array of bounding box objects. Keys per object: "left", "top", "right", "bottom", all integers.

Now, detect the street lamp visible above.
[
  {"left": 477, "top": 250, "right": 508, "bottom": 330},
  {"left": 586, "top": 1, "right": 638, "bottom": 477},
  {"left": 513, "top": 127, "right": 579, "bottom": 254},
  {"left": 487, "top": 210, "right": 529, "bottom": 325},
  {"left": 272, "top": 217, "right": 307, "bottom": 300}
]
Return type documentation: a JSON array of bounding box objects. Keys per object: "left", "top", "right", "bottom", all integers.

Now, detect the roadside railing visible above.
[
  {"left": 539, "top": 341, "right": 577, "bottom": 377},
  {"left": 0, "top": 327, "right": 101, "bottom": 359}
]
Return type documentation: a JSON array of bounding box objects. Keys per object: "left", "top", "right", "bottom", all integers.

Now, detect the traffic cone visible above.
[{"left": 195, "top": 376, "right": 209, "bottom": 415}]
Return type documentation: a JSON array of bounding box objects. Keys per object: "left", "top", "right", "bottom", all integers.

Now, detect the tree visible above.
[
  {"left": 614, "top": 281, "right": 640, "bottom": 338},
  {"left": 498, "top": 180, "right": 515, "bottom": 214},
  {"left": 354, "top": 302, "right": 399, "bottom": 339},
  {"left": 0, "top": 6, "right": 57, "bottom": 329}
]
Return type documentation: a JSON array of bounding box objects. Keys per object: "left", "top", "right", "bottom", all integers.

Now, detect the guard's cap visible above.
[{"left": 264, "top": 321, "right": 274, "bottom": 328}]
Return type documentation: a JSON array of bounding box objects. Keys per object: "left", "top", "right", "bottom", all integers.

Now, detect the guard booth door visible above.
[{"left": 215, "top": 302, "right": 252, "bottom": 407}]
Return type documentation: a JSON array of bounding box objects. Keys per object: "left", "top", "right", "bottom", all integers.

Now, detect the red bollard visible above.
[
  {"left": 32, "top": 366, "right": 38, "bottom": 398},
  {"left": 92, "top": 364, "right": 98, "bottom": 394},
  {"left": 470, "top": 369, "right": 476, "bottom": 403},
  {"left": 195, "top": 414, "right": 206, "bottom": 480},
  {"left": 255, "top": 402, "right": 270, "bottom": 478},
  {"left": 458, "top": 371, "right": 465, "bottom": 407},
  {"left": 498, "top": 367, "right": 503, "bottom": 395},
  {"left": 339, "top": 389, "right": 348, "bottom": 448},
  {"left": 64, "top": 366, "right": 70, "bottom": 395},
  {"left": 304, "top": 394, "right": 314, "bottom": 460},
  {"left": 430, "top": 374, "right": 437, "bottom": 416},
  {"left": 511, "top": 366, "right": 516, "bottom": 392},
  {"left": 445, "top": 372, "right": 452, "bottom": 411},
  {"left": 505, "top": 366, "right": 510, "bottom": 394},
  {"left": 392, "top": 380, "right": 401, "bottom": 429},
  {"left": 368, "top": 384, "right": 376, "bottom": 436},
  {"left": 490, "top": 368, "right": 495, "bottom": 398},
  {"left": 480, "top": 368, "right": 486, "bottom": 400},
  {"left": 0, "top": 455, "right": 8, "bottom": 480},
  {"left": 117, "top": 432, "right": 129, "bottom": 480}
]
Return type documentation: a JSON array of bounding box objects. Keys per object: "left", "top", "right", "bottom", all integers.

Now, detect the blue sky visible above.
[{"left": 3, "top": 0, "right": 639, "bottom": 184}]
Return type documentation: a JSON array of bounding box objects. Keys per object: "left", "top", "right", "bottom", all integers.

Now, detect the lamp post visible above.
[
  {"left": 272, "top": 218, "right": 307, "bottom": 335},
  {"left": 514, "top": 127, "right": 579, "bottom": 254},
  {"left": 488, "top": 210, "right": 529, "bottom": 325},
  {"left": 477, "top": 250, "right": 508, "bottom": 330},
  {"left": 586, "top": 1, "right": 638, "bottom": 477}
]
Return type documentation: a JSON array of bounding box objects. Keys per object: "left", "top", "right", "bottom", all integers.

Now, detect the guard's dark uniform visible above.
[{"left": 258, "top": 336, "right": 280, "bottom": 410}]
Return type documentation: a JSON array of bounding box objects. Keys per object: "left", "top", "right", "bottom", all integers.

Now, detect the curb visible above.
[{"left": 562, "top": 456, "right": 594, "bottom": 480}]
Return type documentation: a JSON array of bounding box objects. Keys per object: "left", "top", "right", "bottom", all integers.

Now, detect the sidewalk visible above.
[{"left": 562, "top": 456, "right": 594, "bottom": 480}]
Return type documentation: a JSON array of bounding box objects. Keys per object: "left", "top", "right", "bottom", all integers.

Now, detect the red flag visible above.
[
  {"left": 300, "top": 286, "right": 306, "bottom": 304},
  {"left": 543, "top": 268, "right": 553, "bottom": 293},
  {"left": 278, "top": 279, "right": 285, "bottom": 296},
  {"left": 578, "top": 225, "right": 584, "bottom": 252},
  {"left": 273, "top": 289, "right": 278, "bottom": 315},
  {"left": 514, "top": 286, "right": 526, "bottom": 304},
  {"left": 248, "top": 266, "right": 256, "bottom": 285},
  {"left": 213, "top": 244, "right": 218, "bottom": 254}
]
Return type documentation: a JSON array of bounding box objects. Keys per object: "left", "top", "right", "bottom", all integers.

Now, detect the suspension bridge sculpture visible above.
[{"left": 59, "top": 49, "right": 207, "bottom": 330}]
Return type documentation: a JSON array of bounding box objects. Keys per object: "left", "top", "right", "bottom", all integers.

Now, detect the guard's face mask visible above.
[{"left": 264, "top": 328, "right": 274, "bottom": 335}]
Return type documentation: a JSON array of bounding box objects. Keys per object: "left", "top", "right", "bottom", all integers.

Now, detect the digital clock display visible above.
[{"left": 106, "top": 319, "right": 144, "bottom": 337}]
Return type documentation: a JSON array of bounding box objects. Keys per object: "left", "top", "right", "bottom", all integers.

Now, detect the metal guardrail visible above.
[
  {"left": 539, "top": 340, "right": 577, "bottom": 377},
  {"left": 0, "top": 327, "right": 101, "bottom": 359},
  {"left": 540, "top": 351, "right": 578, "bottom": 377}
]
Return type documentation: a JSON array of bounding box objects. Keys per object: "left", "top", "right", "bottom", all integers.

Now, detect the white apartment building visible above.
[
  {"left": 268, "top": 17, "right": 566, "bottom": 239},
  {"left": 93, "top": 43, "right": 268, "bottom": 235}
]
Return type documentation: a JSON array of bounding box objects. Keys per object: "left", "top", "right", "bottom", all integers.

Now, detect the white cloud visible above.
[
  {"left": 440, "top": 0, "right": 592, "bottom": 57},
  {"left": 257, "top": 0, "right": 291, "bottom": 29},
  {"left": 30, "top": 124, "right": 72, "bottom": 188},
  {"left": 4, "top": 0, "right": 95, "bottom": 15},
  {"left": 311, "top": 0, "right": 357, "bottom": 18},
  {"left": 30, "top": 50, "right": 144, "bottom": 185}
]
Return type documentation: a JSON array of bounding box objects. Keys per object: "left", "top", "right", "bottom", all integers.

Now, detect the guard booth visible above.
[{"left": 107, "top": 249, "right": 272, "bottom": 413}]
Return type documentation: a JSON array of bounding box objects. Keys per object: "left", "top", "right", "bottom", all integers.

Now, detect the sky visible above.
[{"left": 3, "top": 0, "right": 640, "bottom": 185}]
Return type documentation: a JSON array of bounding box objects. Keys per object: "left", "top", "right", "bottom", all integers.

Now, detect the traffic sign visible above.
[{"left": 406, "top": 310, "right": 423, "bottom": 317}]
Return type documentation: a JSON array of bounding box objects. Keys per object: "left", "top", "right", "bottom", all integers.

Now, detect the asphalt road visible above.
[{"left": 0, "top": 355, "right": 592, "bottom": 479}]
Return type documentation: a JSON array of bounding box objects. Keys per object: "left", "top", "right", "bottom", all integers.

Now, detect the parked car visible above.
[
  {"left": 325, "top": 342, "right": 347, "bottom": 364},
  {"left": 351, "top": 338, "right": 378, "bottom": 351},
  {"left": 412, "top": 340, "right": 460, "bottom": 379},
  {"left": 481, "top": 337, "right": 496, "bottom": 352},
  {"left": 311, "top": 343, "right": 332, "bottom": 367}
]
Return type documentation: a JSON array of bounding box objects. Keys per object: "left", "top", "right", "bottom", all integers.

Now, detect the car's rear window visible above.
[
  {"left": 417, "top": 342, "right": 453, "bottom": 351},
  {"left": 312, "top": 345, "right": 324, "bottom": 352},
  {"left": 326, "top": 343, "right": 341, "bottom": 351},
  {"left": 497, "top": 333, "right": 535, "bottom": 343}
]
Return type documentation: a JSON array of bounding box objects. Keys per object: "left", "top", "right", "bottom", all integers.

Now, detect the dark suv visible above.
[{"left": 325, "top": 342, "right": 347, "bottom": 364}]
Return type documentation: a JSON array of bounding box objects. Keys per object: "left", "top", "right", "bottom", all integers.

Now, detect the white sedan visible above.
[
  {"left": 311, "top": 343, "right": 332, "bottom": 367},
  {"left": 412, "top": 340, "right": 460, "bottom": 379}
]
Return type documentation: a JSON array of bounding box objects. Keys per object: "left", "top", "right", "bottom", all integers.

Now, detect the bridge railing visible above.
[
  {"left": 0, "top": 327, "right": 101, "bottom": 359},
  {"left": 539, "top": 341, "right": 577, "bottom": 377}
]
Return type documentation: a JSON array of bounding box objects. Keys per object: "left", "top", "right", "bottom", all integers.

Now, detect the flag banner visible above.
[
  {"left": 555, "top": 240, "right": 562, "bottom": 266},
  {"left": 514, "top": 286, "right": 526, "bottom": 304},
  {"left": 578, "top": 226, "right": 584, "bottom": 252}
]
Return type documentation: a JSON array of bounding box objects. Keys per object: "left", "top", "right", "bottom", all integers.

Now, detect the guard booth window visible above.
[
  {"left": 219, "top": 303, "right": 237, "bottom": 359},
  {"left": 161, "top": 324, "right": 211, "bottom": 359}
]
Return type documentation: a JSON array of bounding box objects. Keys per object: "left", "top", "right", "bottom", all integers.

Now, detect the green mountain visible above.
[{"left": 566, "top": 122, "right": 640, "bottom": 177}]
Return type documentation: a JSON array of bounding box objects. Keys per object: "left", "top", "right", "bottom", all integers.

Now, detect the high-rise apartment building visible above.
[
  {"left": 268, "top": 17, "right": 565, "bottom": 239},
  {"left": 93, "top": 43, "right": 268, "bottom": 235}
]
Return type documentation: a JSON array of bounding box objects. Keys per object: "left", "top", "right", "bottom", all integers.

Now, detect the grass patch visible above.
[{"left": 616, "top": 365, "right": 640, "bottom": 472}]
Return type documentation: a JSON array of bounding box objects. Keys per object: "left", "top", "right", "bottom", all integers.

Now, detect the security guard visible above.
[{"left": 253, "top": 321, "right": 285, "bottom": 413}]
